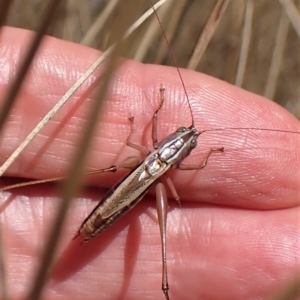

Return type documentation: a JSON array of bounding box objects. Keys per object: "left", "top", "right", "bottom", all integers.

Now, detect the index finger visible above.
[{"left": 0, "top": 26, "right": 299, "bottom": 209}]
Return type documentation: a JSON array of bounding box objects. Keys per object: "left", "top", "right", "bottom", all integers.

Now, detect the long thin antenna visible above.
[
  {"left": 149, "top": 1, "right": 300, "bottom": 137},
  {"left": 202, "top": 127, "right": 300, "bottom": 135},
  {"left": 150, "top": 0, "right": 195, "bottom": 126}
]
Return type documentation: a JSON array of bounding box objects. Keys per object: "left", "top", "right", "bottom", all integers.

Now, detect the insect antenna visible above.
[
  {"left": 150, "top": 1, "right": 300, "bottom": 139},
  {"left": 201, "top": 127, "right": 300, "bottom": 135},
  {"left": 150, "top": 0, "right": 195, "bottom": 127}
]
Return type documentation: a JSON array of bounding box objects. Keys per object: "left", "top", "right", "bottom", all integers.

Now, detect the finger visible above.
[
  {"left": 0, "top": 26, "right": 299, "bottom": 210},
  {"left": 3, "top": 189, "right": 299, "bottom": 300}
]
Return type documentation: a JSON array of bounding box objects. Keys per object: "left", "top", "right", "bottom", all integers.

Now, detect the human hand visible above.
[{"left": 0, "top": 27, "right": 299, "bottom": 300}]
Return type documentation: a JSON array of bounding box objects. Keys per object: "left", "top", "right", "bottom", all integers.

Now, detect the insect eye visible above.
[
  {"left": 177, "top": 126, "right": 187, "bottom": 132},
  {"left": 190, "top": 139, "right": 197, "bottom": 149}
]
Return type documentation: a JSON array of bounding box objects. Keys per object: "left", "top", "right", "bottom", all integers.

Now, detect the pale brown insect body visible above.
[
  {"left": 75, "top": 90, "right": 224, "bottom": 298},
  {"left": 78, "top": 125, "right": 201, "bottom": 242}
]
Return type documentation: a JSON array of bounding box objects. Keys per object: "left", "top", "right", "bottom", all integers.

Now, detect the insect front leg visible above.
[
  {"left": 116, "top": 111, "right": 155, "bottom": 168},
  {"left": 152, "top": 85, "right": 165, "bottom": 149},
  {"left": 127, "top": 115, "right": 151, "bottom": 154},
  {"left": 178, "top": 147, "right": 224, "bottom": 170}
]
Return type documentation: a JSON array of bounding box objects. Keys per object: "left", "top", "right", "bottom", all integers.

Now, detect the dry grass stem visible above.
[
  {"left": 224, "top": 0, "right": 245, "bottom": 83},
  {"left": 279, "top": 0, "right": 300, "bottom": 38},
  {"left": 187, "top": 0, "right": 231, "bottom": 70},
  {"left": 80, "top": 0, "right": 119, "bottom": 46},
  {"left": 0, "top": 0, "right": 12, "bottom": 29},
  {"left": 235, "top": 0, "right": 253, "bottom": 87},
  {"left": 26, "top": 0, "right": 139, "bottom": 297},
  {"left": 154, "top": 0, "right": 187, "bottom": 64},
  {"left": 0, "top": 219, "right": 8, "bottom": 300},
  {"left": 0, "top": 0, "right": 168, "bottom": 177},
  {"left": 0, "top": 0, "right": 61, "bottom": 132},
  {"left": 264, "top": 11, "right": 289, "bottom": 99},
  {"left": 134, "top": 0, "right": 173, "bottom": 62}
]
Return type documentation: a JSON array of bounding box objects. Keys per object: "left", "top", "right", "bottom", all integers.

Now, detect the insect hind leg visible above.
[{"left": 155, "top": 182, "right": 170, "bottom": 300}]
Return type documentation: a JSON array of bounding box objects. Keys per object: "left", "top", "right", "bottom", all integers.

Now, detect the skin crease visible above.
[{"left": 0, "top": 26, "right": 299, "bottom": 300}]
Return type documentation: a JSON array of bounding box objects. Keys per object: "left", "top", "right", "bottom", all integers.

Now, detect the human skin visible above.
[{"left": 0, "top": 26, "right": 299, "bottom": 300}]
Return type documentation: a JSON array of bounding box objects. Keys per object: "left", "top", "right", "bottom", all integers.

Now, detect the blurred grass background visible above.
[
  {"left": 5, "top": 0, "right": 300, "bottom": 119},
  {"left": 1, "top": 1, "right": 300, "bottom": 299}
]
